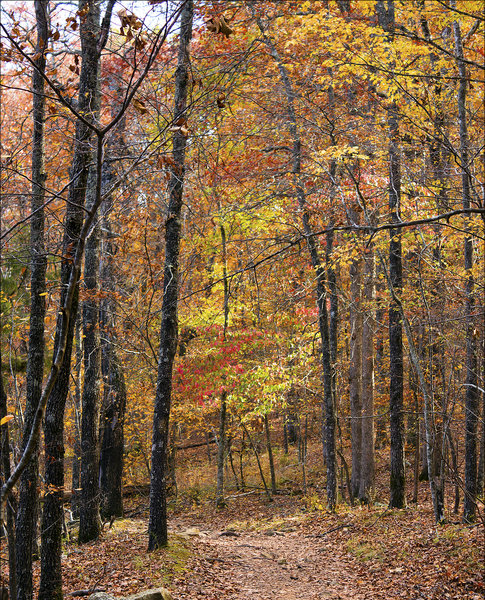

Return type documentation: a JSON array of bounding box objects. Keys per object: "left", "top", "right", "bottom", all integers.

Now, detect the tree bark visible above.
[
  {"left": 376, "top": 0, "right": 405, "bottom": 509},
  {"left": 349, "top": 231, "right": 363, "bottom": 499},
  {"left": 98, "top": 71, "right": 128, "bottom": 522},
  {"left": 71, "top": 314, "right": 82, "bottom": 520},
  {"left": 216, "top": 223, "right": 229, "bottom": 509},
  {"left": 78, "top": 167, "right": 102, "bottom": 544},
  {"left": 14, "top": 2, "right": 49, "bottom": 598},
  {"left": 265, "top": 414, "right": 277, "bottom": 496},
  {"left": 148, "top": 0, "right": 194, "bottom": 551},
  {"left": 359, "top": 249, "right": 375, "bottom": 502},
  {"left": 215, "top": 393, "right": 227, "bottom": 508},
  {"left": 453, "top": 9, "right": 479, "bottom": 523},
  {"left": 39, "top": 2, "right": 101, "bottom": 596}
]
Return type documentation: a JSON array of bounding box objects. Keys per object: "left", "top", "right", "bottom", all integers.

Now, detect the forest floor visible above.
[
  {"left": 50, "top": 490, "right": 483, "bottom": 600},
  {"left": 2, "top": 442, "right": 484, "bottom": 599}
]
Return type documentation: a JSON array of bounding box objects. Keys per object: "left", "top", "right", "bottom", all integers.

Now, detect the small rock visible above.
[
  {"left": 89, "top": 594, "right": 116, "bottom": 600},
  {"left": 125, "top": 589, "right": 174, "bottom": 600}
]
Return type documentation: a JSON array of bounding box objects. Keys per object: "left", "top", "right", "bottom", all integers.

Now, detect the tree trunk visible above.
[
  {"left": 78, "top": 167, "right": 102, "bottom": 544},
  {"left": 71, "top": 314, "right": 82, "bottom": 520},
  {"left": 349, "top": 234, "right": 363, "bottom": 499},
  {"left": 359, "top": 249, "right": 375, "bottom": 502},
  {"left": 215, "top": 393, "right": 227, "bottom": 508},
  {"left": 254, "top": 9, "right": 336, "bottom": 510},
  {"left": 98, "top": 79, "right": 128, "bottom": 521},
  {"left": 453, "top": 7, "right": 479, "bottom": 524},
  {"left": 99, "top": 342, "right": 127, "bottom": 520},
  {"left": 148, "top": 0, "right": 194, "bottom": 551},
  {"left": 376, "top": 0, "right": 405, "bottom": 509},
  {"left": 39, "top": 2, "right": 101, "bottom": 596},
  {"left": 216, "top": 222, "right": 229, "bottom": 509},
  {"left": 15, "top": 3, "right": 49, "bottom": 598},
  {"left": 265, "top": 414, "right": 277, "bottom": 496}
]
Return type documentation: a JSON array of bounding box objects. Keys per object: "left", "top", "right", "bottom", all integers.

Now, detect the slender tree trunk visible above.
[
  {"left": 240, "top": 421, "right": 271, "bottom": 501},
  {"left": 99, "top": 342, "right": 127, "bottom": 520},
  {"left": 14, "top": 3, "right": 49, "bottom": 598},
  {"left": 359, "top": 249, "right": 375, "bottom": 502},
  {"left": 265, "top": 414, "right": 277, "bottom": 495},
  {"left": 376, "top": 0, "right": 405, "bottom": 509},
  {"left": 148, "top": 0, "right": 193, "bottom": 551},
  {"left": 98, "top": 88, "right": 128, "bottom": 521},
  {"left": 216, "top": 223, "right": 229, "bottom": 508},
  {"left": 453, "top": 8, "right": 479, "bottom": 523},
  {"left": 39, "top": 2, "right": 101, "bottom": 596},
  {"left": 254, "top": 9, "right": 336, "bottom": 510},
  {"left": 71, "top": 314, "right": 82, "bottom": 520},
  {"left": 349, "top": 230, "right": 363, "bottom": 499},
  {"left": 78, "top": 167, "right": 102, "bottom": 544},
  {"left": 216, "top": 393, "right": 227, "bottom": 508}
]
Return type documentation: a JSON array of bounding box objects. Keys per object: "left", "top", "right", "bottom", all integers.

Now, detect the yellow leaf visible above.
[{"left": 0, "top": 415, "right": 14, "bottom": 426}]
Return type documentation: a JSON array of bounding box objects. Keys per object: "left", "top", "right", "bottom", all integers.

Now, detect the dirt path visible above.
[{"left": 172, "top": 521, "right": 385, "bottom": 600}]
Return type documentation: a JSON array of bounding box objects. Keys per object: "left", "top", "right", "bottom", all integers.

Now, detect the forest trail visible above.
[
  {"left": 175, "top": 526, "right": 374, "bottom": 599},
  {"left": 171, "top": 509, "right": 387, "bottom": 600}
]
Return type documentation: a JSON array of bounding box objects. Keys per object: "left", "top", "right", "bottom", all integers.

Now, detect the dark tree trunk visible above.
[
  {"left": 264, "top": 414, "right": 277, "bottom": 495},
  {"left": 216, "top": 223, "right": 229, "bottom": 508},
  {"left": 359, "top": 249, "right": 375, "bottom": 502},
  {"left": 78, "top": 167, "right": 102, "bottom": 544},
  {"left": 99, "top": 344, "right": 127, "bottom": 520},
  {"left": 39, "top": 2, "right": 101, "bottom": 597},
  {"left": 453, "top": 12, "right": 479, "bottom": 523},
  {"left": 148, "top": 0, "right": 194, "bottom": 551},
  {"left": 349, "top": 227, "right": 363, "bottom": 500},
  {"left": 215, "top": 394, "right": 227, "bottom": 508},
  {"left": 376, "top": 0, "right": 405, "bottom": 509},
  {"left": 14, "top": 3, "right": 49, "bottom": 599},
  {"left": 98, "top": 75, "right": 128, "bottom": 522}
]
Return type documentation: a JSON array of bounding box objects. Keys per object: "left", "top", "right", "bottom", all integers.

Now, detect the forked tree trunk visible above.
[{"left": 148, "top": 0, "right": 194, "bottom": 551}]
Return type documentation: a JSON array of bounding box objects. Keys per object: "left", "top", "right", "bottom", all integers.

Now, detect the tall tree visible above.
[
  {"left": 78, "top": 166, "right": 102, "bottom": 543},
  {"left": 453, "top": 5, "right": 479, "bottom": 523},
  {"left": 376, "top": 0, "right": 405, "bottom": 509},
  {"left": 253, "top": 5, "right": 336, "bottom": 509},
  {"left": 38, "top": 1, "right": 106, "bottom": 596},
  {"left": 148, "top": 0, "right": 194, "bottom": 550},
  {"left": 359, "top": 248, "right": 375, "bottom": 502},
  {"left": 98, "top": 65, "right": 128, "bottom": 521},
  {"left": 15, "top": 3, "right": 49, "bottom": 598}
]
